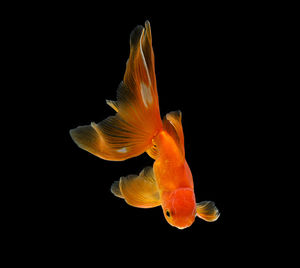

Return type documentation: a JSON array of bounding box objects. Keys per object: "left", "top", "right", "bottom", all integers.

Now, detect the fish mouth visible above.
[
  {"left": 172, "top": 218, "right": 194, "bottom": 230},
  {"left": 176, "top": 226, "right": 188, "bottom": 230},
  {"left": 175, "top": 223, "right": 193, "bottom": 230}
]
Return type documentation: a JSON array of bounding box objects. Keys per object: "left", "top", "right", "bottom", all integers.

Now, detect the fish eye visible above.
[{"left": 166, "top": 210, "right": 171, "bottom": 217}]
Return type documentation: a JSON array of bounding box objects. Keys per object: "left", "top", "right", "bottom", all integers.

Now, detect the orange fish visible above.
[{"left": 70, "top": 21, "right": 220, "bottom": 229}]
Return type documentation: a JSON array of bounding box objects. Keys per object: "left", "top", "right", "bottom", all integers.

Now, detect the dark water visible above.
[{"left": 22, "top": 7, "right": 265, "bottom": 266}]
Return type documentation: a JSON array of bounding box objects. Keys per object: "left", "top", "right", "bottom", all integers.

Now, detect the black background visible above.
[{"left": 19, "top": 5, "right": 270, "bottom": 264}]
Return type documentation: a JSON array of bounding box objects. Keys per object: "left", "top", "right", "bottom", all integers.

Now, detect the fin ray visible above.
[
  {"left": 70, "top": 22, "right": 162, "bottom": 161},
  {"left": 111, "top": 166, "right": 161, "bottom": 208},
  {"left": 196, "top": 201, "right": 220, "bottom": 222},
  {"left": 106, "top": 100, "right": 119, "bottom": 112},
  {"left": 163, "top": 110, "right": 185, "bottom": 157},
  {"left": 111, "top": 181, "right": 124, "bottom": 198}
]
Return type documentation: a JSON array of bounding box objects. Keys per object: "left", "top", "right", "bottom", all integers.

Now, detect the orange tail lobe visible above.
[{"left": 70, "top": 21, "right": 162, "bottom": 161}]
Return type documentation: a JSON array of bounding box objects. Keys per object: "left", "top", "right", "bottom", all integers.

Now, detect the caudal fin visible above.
[{"left": 70, "top": 21, "right": 162, "bottom": 161}]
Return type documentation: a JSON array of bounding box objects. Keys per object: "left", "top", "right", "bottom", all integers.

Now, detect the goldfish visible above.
[{"left": 70, "top": 21, "right": 220, "bottom": 229}]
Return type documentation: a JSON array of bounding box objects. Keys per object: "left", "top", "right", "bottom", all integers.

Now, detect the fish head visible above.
[{"left": 162, "top": 188, "right": 196, "bottom": 229}]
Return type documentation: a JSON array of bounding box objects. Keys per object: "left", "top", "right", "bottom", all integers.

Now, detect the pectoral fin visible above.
[
  {"left": 111, "top": 167, "right": 161, "bottom": 208},
  {"left": 196, "top": 201, "right": 220, "bottom": 222}
]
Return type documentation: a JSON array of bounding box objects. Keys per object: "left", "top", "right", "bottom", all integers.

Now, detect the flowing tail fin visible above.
[{"left": 70, "top": 21, "right": 162, "bottom": 161}]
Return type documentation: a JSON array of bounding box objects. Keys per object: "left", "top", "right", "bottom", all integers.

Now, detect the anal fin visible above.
[
  {"left": 111, "top": 167, "right": 161, "bottom": 208},
  {"left": 111, "top": 181, "right": 124, "bottom": 198}
]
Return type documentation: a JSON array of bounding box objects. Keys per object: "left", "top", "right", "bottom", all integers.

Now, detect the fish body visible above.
[
  {"left": 70, "top": 21, "right": 219, "bottom": 229},
  {"left": 153, "top": 130, "right": 196, "bottom": 228}
]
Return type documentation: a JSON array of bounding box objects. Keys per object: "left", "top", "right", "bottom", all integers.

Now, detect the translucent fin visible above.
[
  {"left": 124, "top": 20, "right": 158, "bottom": 102},
  {"left": 112, "top": 166, "right": 161, "bottom": 208},
  {"left": 111, "top": 181, "right": 124, "bottom": 198},
  {"left": 70, "top": 21, "right": 162, "bottom": 161},
  {"left": 70, "top": 115, "right": 150, "bottom": 161},
  {"left": 196, "top": 201, "right": 220, "bottom": 222},
  {"left": 146, "top": 140, "right": 159, "bottom": 159},
  {"left": 163, "top": 110, "right": 185, "bottom": 157},
  {"left": 106, "top": 100, "right": 119, "bottom": 112}
]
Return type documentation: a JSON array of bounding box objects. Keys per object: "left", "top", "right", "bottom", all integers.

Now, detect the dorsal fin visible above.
[
  {"left": 146, "top": 140, "right": 160, "bottom": 159},
  {"left": 163, "top": 110, "right": 185, "bottom": 157}
]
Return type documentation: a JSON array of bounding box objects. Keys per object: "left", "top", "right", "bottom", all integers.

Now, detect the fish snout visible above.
[{"left": 168, "top": 188, "right": 196, "bottom": 229}]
